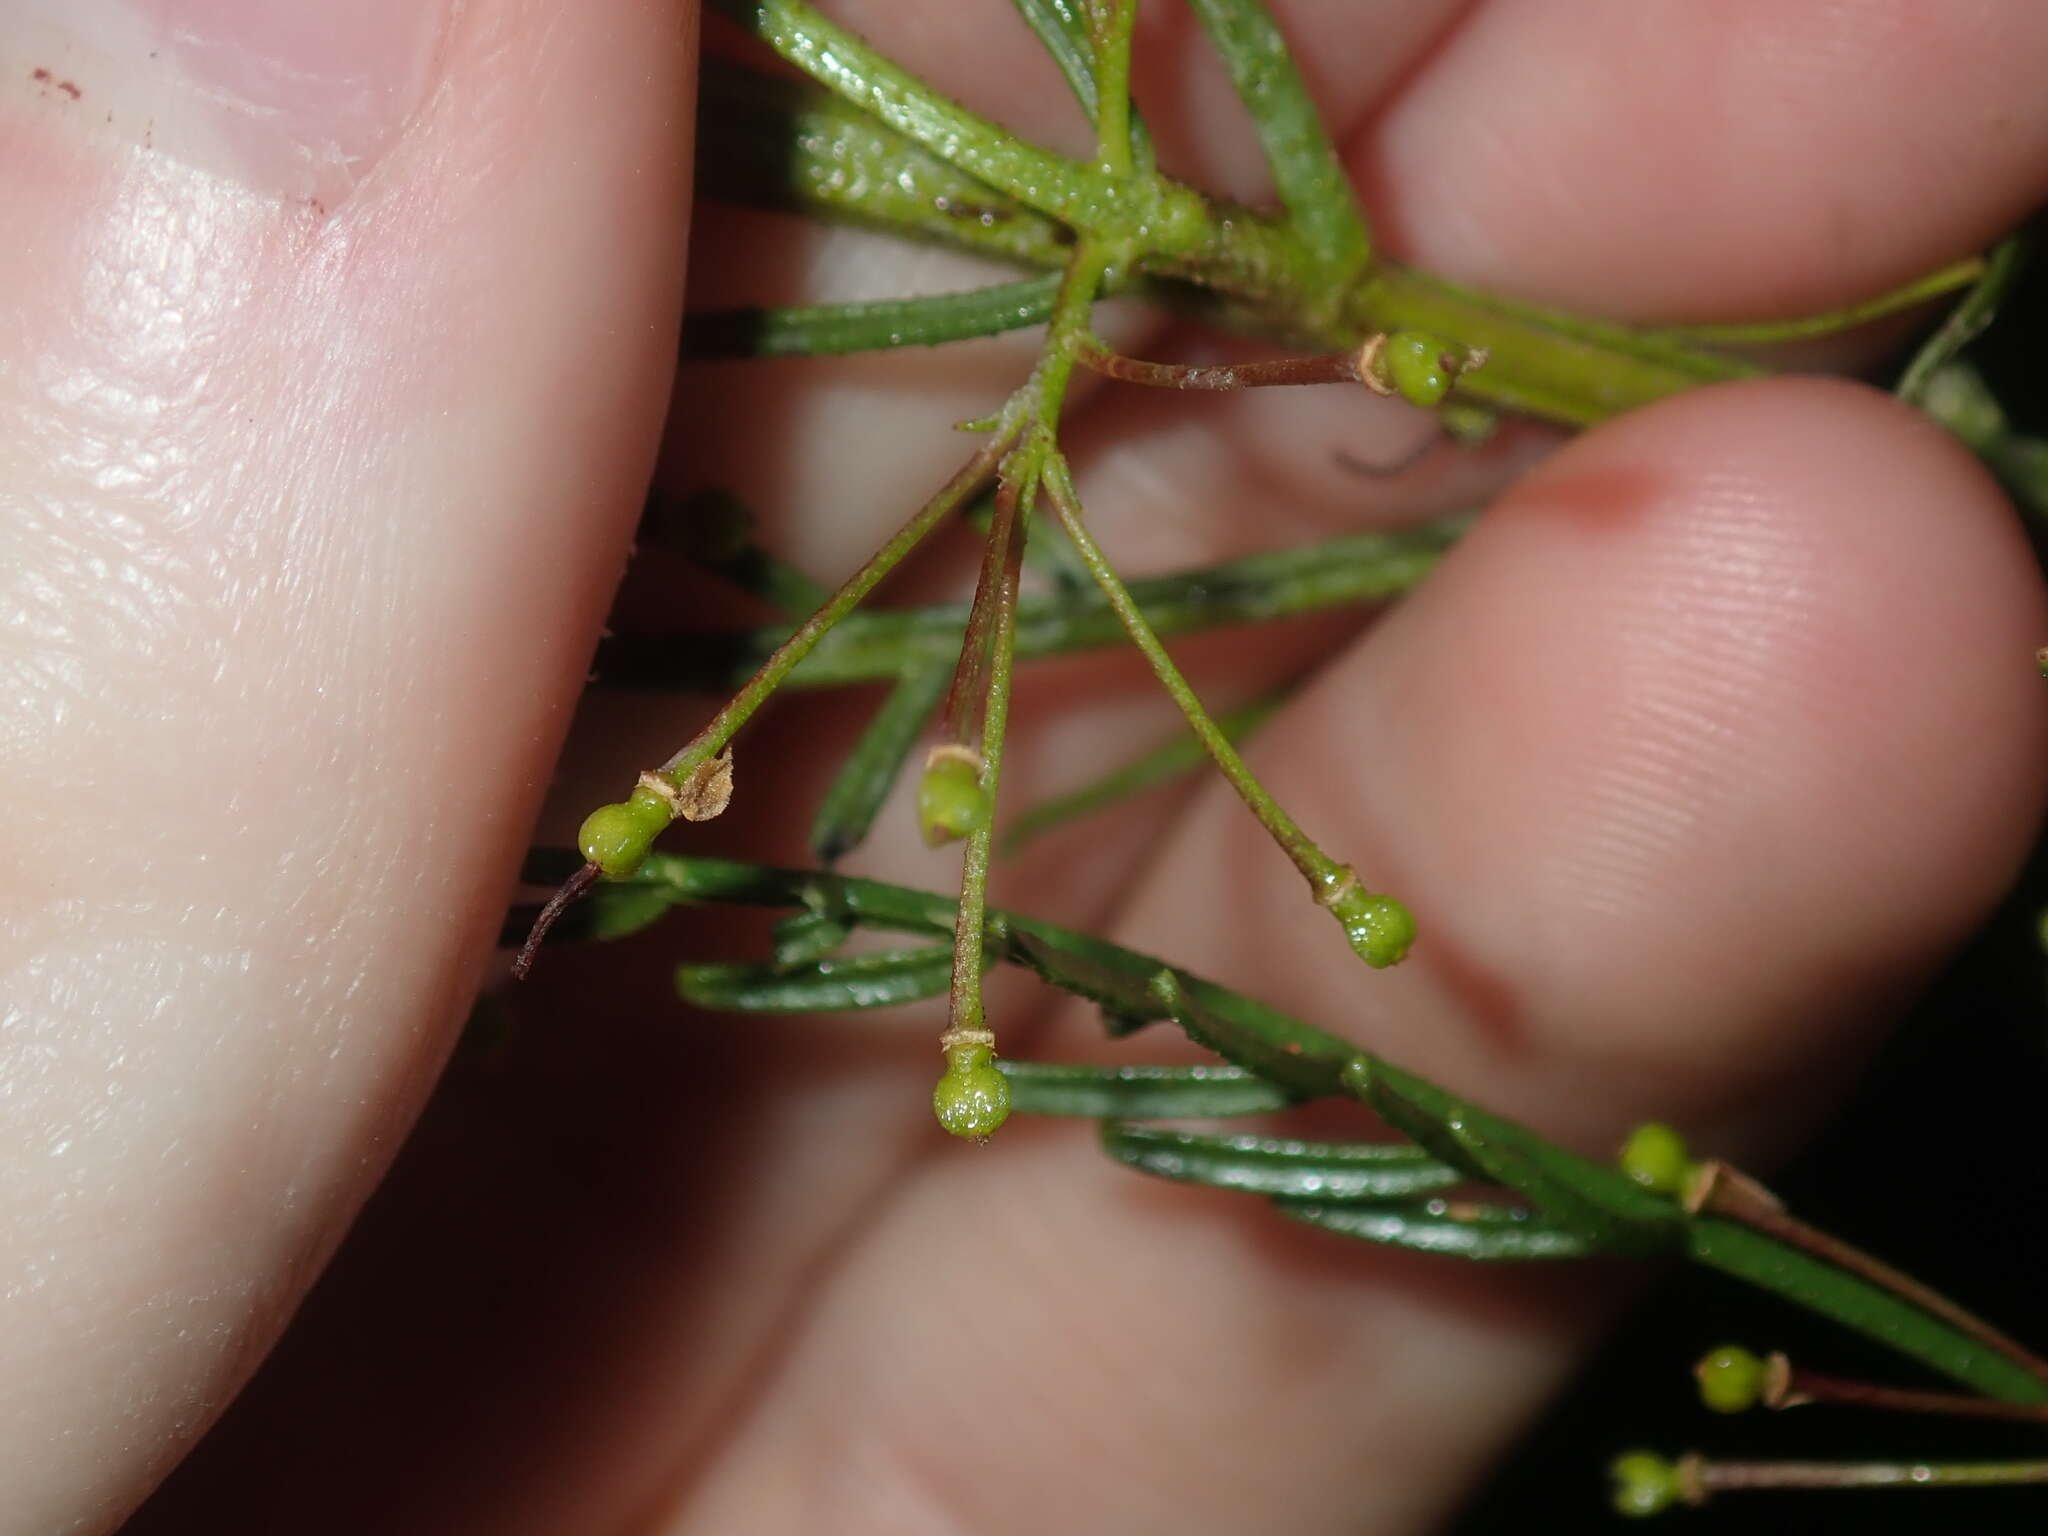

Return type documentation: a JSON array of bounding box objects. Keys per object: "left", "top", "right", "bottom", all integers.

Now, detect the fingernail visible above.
[{"left": 5, "top": 0, "right": 449, "bottom": 203}]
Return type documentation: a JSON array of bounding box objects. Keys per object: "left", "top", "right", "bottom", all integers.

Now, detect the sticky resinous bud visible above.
[
  {"left": 933, "top": 1026, "right": 1012, "bottom": 1141},
  {"left": 1318, "top": 871, "right": 1416, "bottom": 969},
  {"left": 918, "top": 744, "right": 992, "bottom": 847},
  {"left": 1359, "top": 330, "right": 1488, "bottom": 410}
]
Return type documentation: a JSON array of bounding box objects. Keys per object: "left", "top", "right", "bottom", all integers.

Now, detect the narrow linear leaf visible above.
[
  {"left": 999, "top": 1060, "right": 1291, "bottom": 1118},
  {"left": 597, "top": 520, "right": 1460, "bottom": 692},
  {"left": 1010, "top": 0, "right": 1100, "bottom": 120},
  {"left": 684, "top": 276, "right": 1064, "bottom": 359},
  {"left": 1277, "top": 1198, "right": 1601, "bottom": 1261},
  {"left": 1181, "top": 0, "right": 1369, "bottom": 281},
  {"left": 696, "top": 59, "right": 1072, "bottom": 270},
  {"left": 1005, "top": 928, "right": 1171, "bottom": 1020},
  {"left": 1006, "top": 0, "right": 1157, "bottom": 177},
  {"left": 1652, "top": 256, "right": 1985, "bottom": 349},
  {"left": 1103, "top": 1122, "right": 1459, "bottom": 1200},
  {"left": 1147, "top": 968, "right": 1350, "bottom": 1098},
  {"left": 1004, "top": 693, "right": 1279, "bottom": 851},
  {"left": 586, "top": 882, "right": 679, "bottom": 942},
  {"left": 677, "top": 944, "right": 952, "bottom": 1013},
  {"left": 771, "top": 907, "right": 853, "bottom": 965},
  {"left": 1688, "top": 1216, "right": 2048, "bottom": 1407},
  {"left": 712, "top": 0, "right": 1180, "bottom": 237},
  {"left": 645, "top": 488, "right": 828, "bottom": 617},
  {"left": 1345, "top": 1057, "right": 1682, "bottom": 1257},
  {"left": 810, "top": 663, "right": 951, "bottom": 863},
  {"left": 1897, "top": 236, "right": 2029, "bottom": 405}
]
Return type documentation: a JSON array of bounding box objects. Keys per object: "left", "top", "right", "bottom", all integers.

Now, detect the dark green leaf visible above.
[
  {"left": 1277, "top": 1198, "right": 1600, "bottom": 1261},
  {"left": 1147, "top": 969, "right": 1352, "bottom": 1098},
  {"left": 594, "top": 521, "right": 1458, "bottom": 693},
  {"left": 1000, "top": 1061, "right": 1291, "bottom": 1118},
  {"left": 810, "top": 664, "right": 951, "bottom": 863},
  {"left": 677, "top": 944, "right": 952, "bottom": 1012},
  {"left": 1003, "top": 693, "right": 1279, "bottom": 851},
  {"left": 1103, "top": 1123, "right": 1459, "bottom": 1200},
  {"left": 770, "top": 907, "right": 853, "bottom": 964},
  {"left": 586, "top": 882, "right": 679, "bottom": 942},
  {"left": 1345, "top": 1057, "right": 1682, "bottom": 1257},
  {"left": 685, "top": 276, "right": 1063, "bottom": 359},
  {"left": 1688, "top": 1216, "right": 2048, "bottom": 1406}
]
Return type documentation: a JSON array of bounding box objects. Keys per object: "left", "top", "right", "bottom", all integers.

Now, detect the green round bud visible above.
[
  {"left": 2036, "top": 646, "right": 2048, "bottom": 681},
  {"left": 1327, "top": 886, "right": 1416, "bottom": 969},
  {"left": 934, "top": 1046, "right": 1012, "bottom": 1140},
  {"left": 578, "top": 796, "right": 669, "bottom": 879},
  {"left": 1694, "top": 1344, "right": 1766, "bottom": 1414},
  {"left": 1618, "top": 1122, "right": 1695, "bottom": 1196},
  {"left": 1383, "top": 331, "right": 1454, "bottom": 409},
  {"left": 918, "top": 752, "right": 991, "bottom": 847},
  {"left": 1609, "top": 1451, "right": 1681, "bottom": 1518}
]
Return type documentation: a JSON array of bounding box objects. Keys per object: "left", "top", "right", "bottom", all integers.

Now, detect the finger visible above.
[
  {"left": 660, "top": 379, "right": 2047, "bottom": 1533},
  {"left": 0, "top": 2, "right": 691, "bottom": 1527},
  {"left": 1357, "top": 1, "right": 2048, "bottom": 317}
]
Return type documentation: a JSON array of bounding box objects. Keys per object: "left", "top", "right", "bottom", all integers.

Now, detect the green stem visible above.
[
  {"left": 1089, "top": 0, "right": 1139, "bottom": 180},
  {"left": 1688, "top": 1455, "right": 2048, "bottom": 1496},
  {"left": 945, "top": 472, "right": 1028, "bottom": 1038},
  {"left": 1003, "top": 692, "right": 1280, "bottom": 852},
  {"left": 655, "top": 433, "right": 1010, "bottom": 786},
  {"left": 595, "top": 520, "right": 1458, "bottom": 692},
  {"left": 1040, "top": 452, "right": 1407, "bottom": 962}
]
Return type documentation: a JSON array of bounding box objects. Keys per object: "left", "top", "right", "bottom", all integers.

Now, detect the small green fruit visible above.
[
  {"left": 1327, "top": 886, "right": 1416, "bottom": 968},
  {"left": 1694, "top": 1345, "right": 1767, "bottom": 1414},
  {"left": 934, "top": 1042, "right": 1012, "bottom": 1140},
  {"left": 1608, "top": 1451, "right": 1681, "bottom": 1518},
  {"left": 578, "top": 793, "right": 671, "bottom": 879},
  {"left": 1618, "top": 1122, "right": 1695, "bottom": 1196},
  {"left": 918, "top": 749, "right": 991, "bottom": 847},
  {"left": 1383, "top": 331, "right": 1454, "bottom": 408}
]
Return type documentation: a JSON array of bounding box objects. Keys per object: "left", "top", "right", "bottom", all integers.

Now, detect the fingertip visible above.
[{"left": 1114, "top": 377, "right": 2047, "bottom": 1145}]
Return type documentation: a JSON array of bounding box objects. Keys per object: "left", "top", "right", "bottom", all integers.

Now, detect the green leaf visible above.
[
  {"left": 770, "top": 907, "right": 853, "bottom": 964},
  {"left": 1006, "top": 0, "right": 1156, "bottom": 177},
  {"left": 1003, "top": 693, "right": 1279, "bottom": 851},
  {"left": 644, "top": 487, "right": 828, "bottom": 617},
  {"left": 695, "top": 60, "right": 1072, "bottom": 270},
  {"left": 596, "top": 521, "right": 1459, "bottom": 692},
  {"left": 1102, "top": 1122, "right": 1459, "bottom": 1200},
  {"left": 1896, "top": 236, "right": 2029, "bottom": 405},
  {"left": 810, "top": 664, "right": 952, "bottom": 863},
  {"left": 1181, "top": 0, "right": 1369, "bottom": 283},
  {"left": 1277, "top": 1197, "right": 1601, "bottom": 1261},
  {"left": 585, "top": 881, "right": 678, "bottom": 942},
  {"left": 999, "top": 1060, "right": 1291, "bottom": 1118},
  {"left": 1343, "top": 1057, "right": 1683, "bottom": 1257},
  {"left": 1686, "top": 1216, "right": 2048, "bottom": 1406},
  {"left": 684, "top": 276, "right": 1064, "bottom": 359},
  {"left": 710, "top": 0, "right": 1199, "bottom": 241},
  {"left": 1147, "top": 968, "right": 1351, "bottom": 1098},
  {"left": 677, "top": 944, "right": 952, "bottom": 1012}
]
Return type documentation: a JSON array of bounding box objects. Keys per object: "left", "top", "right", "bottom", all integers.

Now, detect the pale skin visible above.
[{"left": 3, "top": 1, "right": 2047, "bottom": 1531}]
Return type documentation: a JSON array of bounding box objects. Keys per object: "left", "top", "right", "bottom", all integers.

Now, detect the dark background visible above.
[{"left": 1461, "top": 236, "right": 2048, "bottom": 1533}]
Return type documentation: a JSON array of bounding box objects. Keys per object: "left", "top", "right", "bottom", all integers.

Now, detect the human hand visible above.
[{"left": 4, "top": 3, "right": 2046, "bottom": 1531}]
